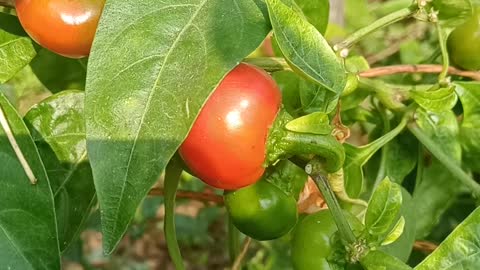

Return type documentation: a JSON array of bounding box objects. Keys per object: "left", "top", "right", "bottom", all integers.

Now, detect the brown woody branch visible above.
[
  {"left": 359, "top": 64, "right": 480, "bottom": 81},
  {"left": 0, "top": 0, "right": 14, "bottom": 8},
  {"left": 148, "top": 188, "right": 224, "bottom": 205}
]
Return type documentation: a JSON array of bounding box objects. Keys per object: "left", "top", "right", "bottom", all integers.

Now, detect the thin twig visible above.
[
  {"left": 360, "top": 64, "right": 480, "bottom": 81},
  {"left": 0, "top": 0, "right": 14, "bottom": 8},
  {"left": 413, "top": 240, "right": 438, "bottom": 254},
  {"left": 232, "top": 237, "right": 252, "bottom": 270},
  {"left": 0, "top": 105, "right": 37, "bottom": 184},
  {"left": 148, "top": 188, "right": 224, "bottom": 205}
]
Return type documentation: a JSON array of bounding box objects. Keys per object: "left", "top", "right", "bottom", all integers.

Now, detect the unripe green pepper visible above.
[{"left": 224, "top": 179, "right": 298, "bottom": 241}]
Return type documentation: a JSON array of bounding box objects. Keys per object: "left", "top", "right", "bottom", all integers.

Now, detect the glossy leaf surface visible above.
[
  {"left": 415, "top": 206, "right": 480, "bottom": 269},
  {"left": 85, "top": 0, "right": 270, "bottom": 253},
  {"left": 0, "top": 94, "right": 60, "bottom": 269},
  {"left": 365, "top": 178, "right": 402, "bottom": 237},
  {"left": 267, "top": 0, "right": 346, "bottom": 94},
  {"left": 0, "top": 13, "right": 36, "bottom": 83}
]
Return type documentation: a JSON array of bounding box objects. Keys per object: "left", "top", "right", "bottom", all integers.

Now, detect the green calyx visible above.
[{"left": 265, "top": 109, "right": 345, "bottom": 173}]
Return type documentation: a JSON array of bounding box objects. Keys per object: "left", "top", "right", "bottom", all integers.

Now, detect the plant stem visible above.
[
  {"left": 163, "top": 155, "right": 186, "bottom": 270},
  {"left": 373, "top": 103, "right": 390, "bottom": 188},
  {"left": 358, "top": 78, "right": 406, "bottom": 110},
  {"left": 232, "top": 237, "right": 252, "bottom": 270},
  {"left": 359, "top": 64, "right": 480, "bottom": 81},
  {"left": 228, "top": 217, "right": 240, "bottom": 264},
  {"left": 0, "top": 105, "right": 36, "bottom": 184},
  {"left": 436, "top": 23, "right": 449, "bottom": 83},
  {"left": 148, "top": 188, "right": 224, "bottom": 204},
  {"left": 0, "top": 0, "right": 14, "bottom": 8},
  {"left": 334, "top": 7, "right": 416, "bottom": 51},
  {"left": 408, "top": 123, "right": 480, "bottom": 197},
  {"left": 307, "top": 159, "right": 356, "bottom": 244},
  {"left": 245, "top": 57, "right": 480, "bottom": 81},
  {"left": 414, "top": 143, "right": 424, "bottom": 192}
]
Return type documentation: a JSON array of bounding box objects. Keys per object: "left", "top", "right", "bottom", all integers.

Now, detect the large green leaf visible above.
[
  {"left": 410, "top": 85, "right": 458, "bottom": 113},
  {"left": 295, "top": 0, "right": 330, "bottom": 34},
  {"left": 272, "top": 70, "right": 338, "bottom": 116},
  {"left": 0, "top": 93, "right": 60, "bottom": 269},
  {"left": 266, "top": 0, "right": 346, "bottom": 94},
  {"left": 455, "top": 82, "right": 480, "bottom": 172},
  {"left": 24, "top": 91, "right": 95, "bottom": 252},
  {"left": 412, "top": 109, "right": 463, "bottom": 239},
  {"left": 0, "top": 13, "right": 36, "bottom": 83},
  {"left": 413, "top": 159, "right": 463, "bottom": 239},
  {"left": 383, "top": 131, "right": 417, "bottom": 184},
  {"left": 365, "top": 178, "right": 402, "bottom": 238},
  {"left": 30, "top": 49, "right": 87, "bottom": 93},
  {"left": 85, "top": 0, "right": 270, "bottom": 253},
  {"left": 360, "top": 250, "right": 412, "bottom": 270},
  {"left": 415, "top": 109, "right": 461, "bottom": 162},
  {"left": 430, "top": 0, "right": 473, "bottom": 28},
  {"left": 415, "top": 206, "right": 480, "bottom": 269}
]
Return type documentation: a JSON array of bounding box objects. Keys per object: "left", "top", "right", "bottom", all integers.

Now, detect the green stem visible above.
[
  {"left": 360, "top": 116, "right": 408, "bottom": 159},
  {"left": 408, "top": 123, "right": 480, "bottom": 197},
  {"left": 243, "top": 57, "right": 290, "bottom": 72},
  {"left": 436, "top": 23, "right": 449, "bottom": 83},
  {"left": 164, "top": 155, "right": 186, "bottom": 270},
  {"left": 228, "top": 216, "right": 240, "bottom": 264},
  {"left": 307, "top": 160, "right": 356, "bottom": 244},
  {"left": 373, "top": 103, "right": 390, "bottom": 188},
  {"left": 266, "top": 109, "right": 345, "bottom": 173},
  {"left": 358, "top": 78, "right": 407, "bottom": 110},
  {"left": 335, "top": 7, "right": 416, "bottom": 51},
  {"left": 414, "top": 144, "right": 424, "bottom": 192}
]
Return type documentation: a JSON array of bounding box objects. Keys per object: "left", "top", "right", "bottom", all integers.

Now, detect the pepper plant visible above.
[{"left": 1, "top": 0, "right": 480, "bottom": 269}]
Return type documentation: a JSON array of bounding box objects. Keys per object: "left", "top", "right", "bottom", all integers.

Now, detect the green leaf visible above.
[
  {"left": 410, "top": 85, "right": 458, "bottom": 113},
  {"left": 299, "top": 80, "right": 339, "bottom": 114},
  {"left": 381, "top": 216, "right": 405, "bottom": 246},
  {"left": 0, "top": 93, "right": 60, "bottom": 269},
  {"left": 413, "top": 159, "right": 463, "bottom": 239},
  {"left": 455, "top": 82, "right": 480, "bottom": 172},
  {"left": 264, "top": 159, "right": 308, "bottom": 200},
  {"left": 85, "top": 0, "right": 270, "bottom": 253},
  {"left": 344, "top": 119, "right": 406, "bottom": 198},
  {"left": 360, "top": 250, "right": 412, "bottom": 270},
  {"left": 24, "top": 91, "right": 95, "bottom": 252},
  {"left": 365, "top": 178, "right": 402, "bottom": 238},
  {"left": 30, "top": 49, "right": 87, "bottom": 93},
  {"left": 272, "top": 71, "right": 303, "bottom": 117},
  {"left": 272, "top": 70, "right": 339, "bottom": 115},
  {"left": 412, "top": 109, "right": 463, "bottom": 238},
  {"left": 295, "top": 0, "right": 330, "bottom": 34},
  {"left": 0, "top": 13, "right": 36, "bottom": 83},
  {"left": 415, "top": 206, "right": 480, "bottom": 270},
  {"left": 266, "top": 0, "right": 346, "bottom": 94},
  {"left": 380, "top": 188, "right": 416, "bottom": 262},
  {"left": 383, "top": 131, "right": 418, "bottom": 184},
  {"left": 285, "top": 112, "right": 332, "bottom": 135},
  {"left": 430, "top": 0, "right": 473, "bottom": 28},
  {"left": 415, "top": 109, "right": 461, "bottom": 162}
]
